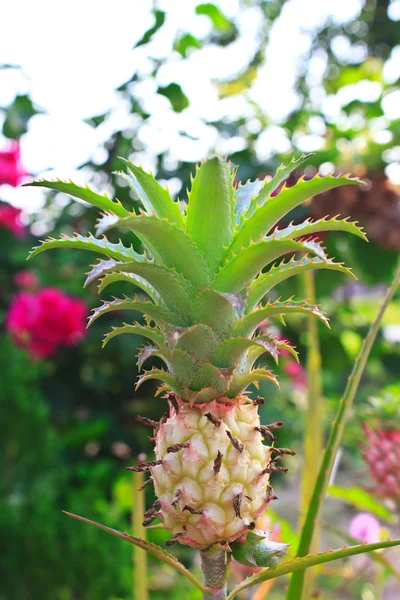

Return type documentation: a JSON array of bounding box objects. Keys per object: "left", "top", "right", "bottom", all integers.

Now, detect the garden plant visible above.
[{"left": 24, "top": 154, "right": 400, "bottom": 599}]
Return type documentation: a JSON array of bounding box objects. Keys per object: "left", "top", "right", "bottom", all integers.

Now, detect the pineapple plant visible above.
[
  {"left": 25, "top": 153, "right": 369, "bottom": 594},
  {"left": 361, "top": 393, "right": 400, "bottom": 504}
]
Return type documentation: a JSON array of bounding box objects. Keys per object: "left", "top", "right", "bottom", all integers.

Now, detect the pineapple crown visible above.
[{"left": 25, "top": 154, "right": 366, "bottom": 403}]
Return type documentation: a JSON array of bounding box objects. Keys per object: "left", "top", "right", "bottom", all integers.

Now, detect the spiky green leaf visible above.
[
  {"left": 118, "top": 159, "right": 184, "bottom": 226},
  {"left": 169, "top": 324, "right": 219, "bottom": 361},
  {"left": 248, "top": 255, "right": 356, "bottom": 311},
  {"left": 243, "top": 338, "right": 298, "bottom": 371},
  {"left": 23, "top": 179, "right": 130, "bottom": 217},
  {"left": 190, "top": 362, "right": 234, "bottom": 396},
  {"left": 230, "top": 174, "right": 365, "bottom": 255},
  {"left": 95, "top": 212, "right": 120, "bottom": 236},
  {"left": 211, "top": 335, "right": 285, "bottom": 368},
  {"left": 102, "top": 323, "right": 164, "bottom": 348},
  {"left": 99, "top": 214, "right": 210, "bottom": 287},
  {"left": 94, "top": 261, "right": 195, "bottom": 318},
  {"left": 137, "top": 346, "right": 198, "bottom": 386},
  {"left": 87, "top": 296, "right": 177, "bottom": 328},
  {"left": 266, "top": 216, "right": 367, "bottom": 243},
  {"left": 186, "top": 156, "right": 235, "bottom": 271},
  {"left": 96, "top": 271, "right": 160, "bottom": 304},
  {"left": 135, "top": 368, "right": 185, "bottom": 397},
  {"left": 243, "top": 153, "right": 313, "bottom": 221},
  {"left": 234, "top": 179, "right": 263, "bottom": 223},
  {"left": 28, "top": 234, "right": 141, "bottom": 263},
  {"left": 193, "top": 288, "right": 245, "bottom": 336},
  {"left": 227, "top": 368, "right": 279, "bottom": 397},
  {"left": 214, "top": 239, "right": 327, "bottom": 292},
  {"left": 234, "top": 300, "right": 329, "bottom": 337}
]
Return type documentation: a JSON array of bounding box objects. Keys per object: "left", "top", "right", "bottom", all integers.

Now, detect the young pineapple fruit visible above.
[
  {"left": 26, "top": 154, "right": 366, "bottom": 549},
  {"left": 361, "top": 394, "right": 400, "bottom": 504}
]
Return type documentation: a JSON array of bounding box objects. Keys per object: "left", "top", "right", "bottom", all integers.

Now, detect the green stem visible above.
[
  {"left": 201, "top": 550, "right": 228, "bottom": 600},
  {"left": 287, "top": 262, "right": 400, "bottom": 600},
  {"left": 132, "top": 467, "right": 148, "bottom": 600},
  {"left": 300, "top": 271, "right": 323, "bottom": 597}
]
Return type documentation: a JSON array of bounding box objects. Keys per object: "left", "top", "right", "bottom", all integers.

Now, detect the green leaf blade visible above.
[
  {"left": 328, "top": 485, "right": 396, "bottom": 524},
  {"left": 248, "top": 255, "right": 356, "bottom": 311},
  {"left": 267, "top": 216, "right": 367, "bottom": 243},
  {"left": 214, "top": 239, "right": 327, "bottom": 293},
  {"left": 230, "top": 174, "right": 365, "bottom": 256},
  {"left": 87, "top": 297, "right": 176, "bottom": 328},
  {"left": 23, "top": 179, "right": 130, "bottom": 217},
  {"left": 118, "top": 159, "right": 184, "bottom": 226},
  {"left": 227, "top": 368, "right": 279, "bottom": 398},
  {"left": 234, "top": 299, "right": 330, "bottom": 338},
  {"left": 27, "top": 234, "right": 142, "bottom": 263},
  {"left": 99, "top": 214, "right": 210, "bottom": 287},
  {"left": 243, "top": 154, "right": 314, "bottom": 221},
  {"left": 227, "top": 538, "right": 400, "bottom": 599},
  {"left": 102, "top": 323, "right": 164, "bottom": 348},
  {"left": 186, "top": 156, "right": 235, "bottom": 272},
  {"left": 89, "top": 260, "right": 195, "bottom": 319},
  {"left": 63, "top": 511, "right": 205, "bottom": 592}
]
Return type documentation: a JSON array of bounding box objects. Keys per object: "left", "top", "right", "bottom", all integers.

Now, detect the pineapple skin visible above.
[{"left": 151, "top": 398, "right": 273, "bottom": 549}]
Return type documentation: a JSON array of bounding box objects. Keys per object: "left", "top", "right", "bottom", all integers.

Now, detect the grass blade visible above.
[
  {"left": 322, "top": 522, "right": 400, "bottom": 584},
  {"left": 62, "top": 511, "right": 206, "bottom": 593},
  {"left": 132, "top": 469, "right": 148, "bottom": 600},
  {"left": 286, "top": 262, "right": 400, "bottom": 600},
  {"left": 299, "top": 271, "right": 323, "bottom": 597},
  {"left": 227, "top": 538, "right": 400, "bottom": 599}
]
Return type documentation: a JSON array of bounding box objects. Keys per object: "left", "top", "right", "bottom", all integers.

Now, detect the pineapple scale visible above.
[{"left": 150, "top": 399, "right": 273, "bottom": 549}]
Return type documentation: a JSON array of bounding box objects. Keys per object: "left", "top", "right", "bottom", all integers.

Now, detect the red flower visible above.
[
  {"left": 14, "top": 270, "right": 39, "bottom": 290},
  {"left": 0, "top": 141, "right": 26, "bottom": 187},
  {"left": 5, "top": 287, "right": 88, "bottom": 359},
  {"left": 0, "top": 204, "right": 26, "bottom": 237},
  {"left": 284, "top": 360, "right": 307, "bottom": 389}
]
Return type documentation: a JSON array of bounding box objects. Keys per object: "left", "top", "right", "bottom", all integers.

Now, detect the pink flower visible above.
[
  {"left": 0, "top": 141, "right": 26, "bottom": 187},
  {"left": 5, "top": 287, "right": 88, "bottom": 359},
  {"left": 284, "top": 360, "right": 307, "bottom": 389},
  {"left": 14, "top": 270, "right": 39, "bottom": 290},
  {"left": 0, "top": 204, "right": 26, "bottom": 237},
  {"left": 349, "top": 513, "right": 380, "bottom": 543}
]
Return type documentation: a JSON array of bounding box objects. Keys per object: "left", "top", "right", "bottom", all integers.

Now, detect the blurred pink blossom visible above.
[
  {"left": 6, "top": 288, "right": 88, "bottom": 359},
  {"left": 349, "top": 513, "right": 380, "bottom": 543},
  {"left": 14, "top": 270, "right": 40, "bottom": 290},
  {"left": 0, "top": 142, "right": 26, "bottom": 187},
  {"left": 0, "top": 204, "right": 26, "bottom": 237},
  {"left": 284, "top": 360, "right": 307, "bottom": 389}
]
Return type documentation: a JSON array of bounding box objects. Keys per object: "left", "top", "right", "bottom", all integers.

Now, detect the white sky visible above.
[{"left": 1, "top": 0, "right": 399, "bottom": 211}]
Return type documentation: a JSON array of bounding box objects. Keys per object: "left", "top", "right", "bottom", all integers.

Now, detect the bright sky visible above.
[{"left": 1, "top": 0, "right": 399, "bottom": 211}]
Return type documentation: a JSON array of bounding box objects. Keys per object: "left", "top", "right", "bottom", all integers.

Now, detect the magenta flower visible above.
[
  {"left": 14, "top": 270, "right": 39, "bottom": 290},
  {"left": 284, "top": 360, "right": 307, "bottom": 389},
  {"left": 349, "top": 513, "right": 380, "bottom": 543},
  {"left": 5, "top": 287, "right": 88, "bottom": 359},
  {"left": 0, "top": 204, "right": 26, "bottom": 237},
  {"left": 0, "top": 141, "right": 26, "bottom": 187}
]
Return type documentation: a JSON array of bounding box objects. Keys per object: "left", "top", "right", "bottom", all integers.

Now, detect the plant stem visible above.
[
  {"left": 287, "top": 261, "right": 400, "bottom": 600},
  {"left": 132, "top": 465, "right": 148, "bottom": 600},
  {"left": 201, "top": 550, "right": 228, "bottom": 600},
  {"left": 300, "top": 271, "right": 323, "bottom": 597}
]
